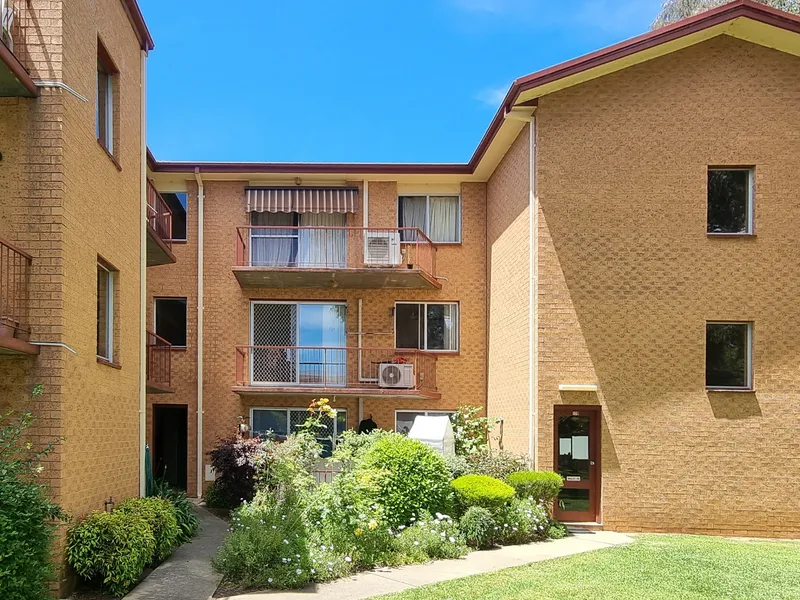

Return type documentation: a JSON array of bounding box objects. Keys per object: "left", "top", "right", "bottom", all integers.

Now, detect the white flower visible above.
[
  {"left": 296, "top": 568, "right": 302, "bottom": 574},
  {"left": 283, "top": 539, "right": 289, "bottom": 544},
  {"left": 296, "top": 554, "right": 300, "bottom": 558},
  {"left": 413, "top": 540, "right": 419, "bottom": 546},
  {"left": 345, "top": 556, "right": 352, "bottom": 563},
  {"left": 268, "top": 578, "right": 273, "bottom": 583},
  {"left": 449, "top": 537, "right": 456, "bottom": 543},
  {"left": 398, "top": 525, "right": 406, "bottom": 530},
  {"left": 311, "top": 568, "right": 316, "bottom": 574}
]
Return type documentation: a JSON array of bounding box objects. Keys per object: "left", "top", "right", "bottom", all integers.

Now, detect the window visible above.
[
  {"left": 398, "top": 195, "right": 461, "bottom": 243},
  {"left": 250, "top": 407, "right": 347, "bottom": 456},
  {"left": 96, "top": 41, "right": 117, "bottom": 154},
  {"left": 395, "top": 410, "right": 455, "bottom": 435},
  {"left": 163, "top": 193, "right": 188, "bottom": 241},
  {"left": 395, "top": 302, "right": 459, "bottom": 351},
  {"left": 706, "top": 322, "right": 752, "bottom": 390},
  {"left": 154, "top": 297, "right": 187, "bottom": 347},
  {"left": 707, "top": 168, "right": 753, "bottom": 234},
  {"left": 249, "top": 212, "right": 346, "bottom": 268},
  {"left": 97, "top": 262, "right": 115, "bottom": 361}
]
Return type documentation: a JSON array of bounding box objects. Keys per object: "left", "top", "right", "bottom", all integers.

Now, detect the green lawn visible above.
[{"left": 378, "top": 535, "right": 800, "bottom": 600}]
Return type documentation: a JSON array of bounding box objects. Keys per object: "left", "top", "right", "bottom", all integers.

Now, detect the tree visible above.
[{"left": 652, "top": 0, "right": 800, "bottom": 29}]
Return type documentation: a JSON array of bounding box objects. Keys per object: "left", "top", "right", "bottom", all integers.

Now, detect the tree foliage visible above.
[{"left": 652, "top": 0, "right": 800, "bottom": 29}]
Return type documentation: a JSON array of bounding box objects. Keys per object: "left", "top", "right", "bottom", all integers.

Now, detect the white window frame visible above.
[
  {"left": 397, "top": 194, "right": 462, "bottom": 244},
  {"left": 707, "top": 167, "right": 754, "bottom": 235},
  {"left": 249, "top": 406, "right": 347, "bottom": 446},
  {"left": 394, "top": 301, "right": 460, "bottom": 352},
  {"left": 705, "top": 321, "right": 753, "bottom": 391},
  {"left": 394, "top": 409, "right": 456, "bottom": 433},
  {"left": 96, "top": 61, "right": 113, "bottom": 154},
  {"left": 97, "top": 263, "right": 114, "bottom": 362},
  {"left": 153, "top": 296, "right": 188, "bottom": 348}
]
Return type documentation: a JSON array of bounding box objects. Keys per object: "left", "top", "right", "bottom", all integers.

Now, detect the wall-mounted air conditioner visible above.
[
  {"left": 378, "top": 362, "right": 415, "bottom": 389},
  {"left": 364, "top": 231, "right": 401, "bottom": 266}
]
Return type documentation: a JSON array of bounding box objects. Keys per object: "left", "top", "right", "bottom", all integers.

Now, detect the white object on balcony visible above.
[
  {"left": 408, "top": 415, "right": 455, "bottom": 456},
  {"left": 378, "top": 362, "right": 415, "bottom": 389},
  {"left": 364, "top": 231, "right": 401, "bottom": 266},
  {"left": 558, "top": 384, "right": 598, "bottom": 392},
  {"left": 1, "top": 0, "right": 13, "bottom": 52}
]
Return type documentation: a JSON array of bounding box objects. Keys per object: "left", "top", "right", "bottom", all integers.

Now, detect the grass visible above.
[{"left": 377, "top": 534, "right": 800, "bottom": 600}]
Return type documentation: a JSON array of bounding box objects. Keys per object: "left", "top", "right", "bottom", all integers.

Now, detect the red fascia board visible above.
[
  {"left": 122, "top": 0, "right": 155, "bottom": 51},
  {"left": 151, "top": 161, "right": 473, "bottom": 175}
]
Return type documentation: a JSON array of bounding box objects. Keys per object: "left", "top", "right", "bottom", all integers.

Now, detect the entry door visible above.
[
  {"left": 553, "top": 406, "right": 600, "bottom": 523},
  {"left": 153, "top": 405, "right": 188, "bottom": 491}
]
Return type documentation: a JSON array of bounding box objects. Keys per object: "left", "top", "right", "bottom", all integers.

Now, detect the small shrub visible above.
[
  {"left": 548, "top": 520, "right": 570, "bottom": 539},
  {"left": 392, "top": 511, "right": 467, "bottom": 562},
  {"left": 208, "top": 436, "right": 266, "bottom": 508},
  {"left": 67, "top": 511, "right": 155, "bottom": 597},
  {"left": 255, "top": 432, "right": 321, "bottom": 493},
  {"left": 493, "top": 497, "right": 550, "bottom": 545},
  {"left": 443, "top": 454, "right": 469, "bottom": 480},
  {"left": 331, "top": 428, "right": 389, "bottom": 471},
  {"left": 451, "top": 406, "right": 494, "bottom": 455},
  {"left": 117, "top": 497, "right": 179, "bottom": 562},
  {"left": 151, "top": 480, "right": 199, "bottom": 544},
  {"left": 212, "top": 491, "right": 312, "bottom": 589},
  {"left": 359, "top": 433, "right": 451, "bottom": 527},
  {"left": 451, "top": 474, "right": 515, "bottom": 513},
  {"left": 465, "top": 449, "right": 528, "bottom": 479},
  {"left": 506, "top": 471, "right": 564, "bottom": 505},
  {"left": 204, "top": 480, "right": 237, "bottom": 509},
  {"left": 460, "top": 506, "right": 495, "bottom": 549}
]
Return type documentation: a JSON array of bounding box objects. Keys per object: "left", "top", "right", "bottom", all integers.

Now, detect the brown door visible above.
[{"left": 553, "top": 406, "right": 601, "bottom": 523}]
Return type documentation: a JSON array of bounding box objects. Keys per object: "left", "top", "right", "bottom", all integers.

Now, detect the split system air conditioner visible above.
[
  {"left": 378, "top": 363, "right": 415, "bottom": 389},
  {"left": 364, "top": 231, "right": 402, "bottom": 266}
]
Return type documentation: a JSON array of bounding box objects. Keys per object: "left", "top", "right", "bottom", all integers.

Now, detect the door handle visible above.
[{"left": 590, "top": 461, "right": 595, "bottom": 466}]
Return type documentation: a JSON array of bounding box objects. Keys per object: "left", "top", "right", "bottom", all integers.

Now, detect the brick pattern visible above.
[{"left": 533, "top": 37, "right": 800, "bottom": 538}]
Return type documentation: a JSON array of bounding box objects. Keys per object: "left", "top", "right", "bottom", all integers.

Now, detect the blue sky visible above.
[{"left": 140, "top": 0, "right": 662, "bottom": 163}]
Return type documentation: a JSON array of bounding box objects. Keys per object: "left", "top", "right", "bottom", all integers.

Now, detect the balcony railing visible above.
[
  {"left": 147, "top": 180, "right": 173, "bottom": 250},
  {"left": 234, "top": 345, "right": 438, "bottom": 397},
  {"left": 0, "top": 235, "right": 32, "bottom": 341},
  {"left": 146, "top": 331, "right": 173, "bottom": 393}
]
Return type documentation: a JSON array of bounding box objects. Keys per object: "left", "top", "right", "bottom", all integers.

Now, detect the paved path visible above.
[
  {"left": 125, "top": 505, "right": 228, "bottom": 600},
  {"left": 219, "top": 530, "right": 633, "bottom": 600}
]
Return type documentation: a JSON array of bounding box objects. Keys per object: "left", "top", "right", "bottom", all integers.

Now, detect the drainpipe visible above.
[
  {"left": 138, "top": 49, "right": 148, "bottom": 497},
  {"left": 362, "top": 180, "right": 369, "bottom": 228},
  {"left": 194, "top": 168, "right": 205, "bottom": 499},
  {"left": 527, "top": 117, "right": 538, "bottom": 470}
]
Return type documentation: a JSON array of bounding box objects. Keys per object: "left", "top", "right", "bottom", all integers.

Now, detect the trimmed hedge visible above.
[
  {"left": 506, "top": 471, "right": 563, "bottom": 504},
  {"left": 451, "top": 474, "right": 515, "bottom": 513},
  {"left": 117, "top": 497, "right": 180, "bottom": 562}
]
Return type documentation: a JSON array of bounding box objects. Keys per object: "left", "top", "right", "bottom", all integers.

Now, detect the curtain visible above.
[
  {"left": 399, "top": 196, "right": 426, "bottom": 241},
  {"left": 298, "top": 213, "right": 346, "bottom": 268},
  {"left": 429, "top": 196, "right": 460, "bottom": 243},
  {"left": 250, "top": 212, "right": 297, "bottom": 266}
]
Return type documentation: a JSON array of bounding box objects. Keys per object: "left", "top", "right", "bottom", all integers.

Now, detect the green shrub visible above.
[
  {"left": 392, "top": 511, "right": 467, "bottom": 562},
  {"left": 506, "top": 471, "right": 563, "bottom": 504},
  {"left": 459, "top": 506, "right": 495, "bottom": 549},
  {"left": 212, "top": 491, "right": 312, "bottom": 589},
  {"left": 331, "top": 428, "right": 389, "bottom": 471},
  {"left": 451, "top": 406, "right": 493, "bottom": 455},
  {"left": 443, "top": 454, "right": 469, "bottom": 480},
  {"left": 358, "top": 434, "right": 451, "bottom": 527},
  {"left": 548, "top": 520, "right": 570, "bottom": 539},
  {"left": 117, "top": 497, "right": 179, "bottom": 562},
  {"left": 465, "top": 449, "right": 528, "bottom": 479},
  {"left": 451, "top": 475, "right": 515, "bottom": 513},
  {"left": 493, "top": 497, "right": 550, "bottom": 545},
  {"left": 208, "top": 436, "right": 266, "bottom": 508},
  {"left": 151, "top": 480, "right": 199, "bottom": 545},
  {"left": 205, "top": 480, "right": 238, "bottom": 510},
  {"left": 67, "top": 511, "right": 155, "bottom": 597}
]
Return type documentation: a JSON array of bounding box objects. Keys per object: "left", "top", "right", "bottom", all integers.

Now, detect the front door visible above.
[
  {"left": 153, "top": 404, "right": 188, "bottom": 491},
  {"left": 553, "top": 406, "right": 600, "bottom": 523}
]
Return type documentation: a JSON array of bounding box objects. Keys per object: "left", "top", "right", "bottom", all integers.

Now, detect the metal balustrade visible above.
[{"left": 0, "top": 236, "right": 32, "bottom": 341}]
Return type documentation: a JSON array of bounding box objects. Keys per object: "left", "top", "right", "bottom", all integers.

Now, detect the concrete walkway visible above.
[
  {"left": 125, "top": 505, "right": 229, "bottom": 600},
  {"left": 219, "top": 530, "right": 633, "bottom": 600}
]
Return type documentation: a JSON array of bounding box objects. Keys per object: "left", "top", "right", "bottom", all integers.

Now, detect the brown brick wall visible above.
[{"left": 534, "top": 36, "right": 800, "bottom": 537}]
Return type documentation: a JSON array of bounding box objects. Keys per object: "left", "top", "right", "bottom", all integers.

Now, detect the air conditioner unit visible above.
[
  {"left": 379, "top": 362, "right": 415, "bottom": 389},
  {"left": 364, "top": 231, "right": 401, "bottom": 266}
]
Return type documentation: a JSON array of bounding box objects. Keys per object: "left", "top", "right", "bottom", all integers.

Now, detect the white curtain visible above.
[
  {"left": 399, "top": 196, "right": 426, "bottom": 241},
  {"left": 250, "top": 212, "right": 296, "bottom": 266},
  {"left": 298, "top": 213, "right": 346, "bottom": 268},
  {"left": 429, "top": 196, "right": 460, "bottom": 243}
]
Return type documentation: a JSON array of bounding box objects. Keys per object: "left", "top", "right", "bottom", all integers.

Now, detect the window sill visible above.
[
  {"left": 169, "top": 346, "right": 188, "bottom": 352},
  {"left": 706, "top": 387, "right": 753, "bottom": 393},
  {"left": 97, "top": 356, "right": 122, "bottom": 370},
  {"left": 168, "top": 240, "right": 188, "bottom": 245},
  {"left": 707, "top": 233, "right": 756, "bottom": 238},
  {"left": 97, "top": 139, "right": 122, "bottom": 171}
]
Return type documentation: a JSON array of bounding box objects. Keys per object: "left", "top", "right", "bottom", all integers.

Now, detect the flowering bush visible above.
[
  {"left": 255, "top": 432, "right": 321, "bottom": 494},
  {"left": 451, "top": 405, "right": 493, "bottom": 455},
  {"left": 493, "top": 497, "right": 550, "bottom": 545},
  {"left": 359, "top": 433, "right": 451, "bottom": 527},
  {"left": 392, "top": 511, "right": 467, "bottom": 562},
  {"left": 465, "top": 448, "right": 528, "bottom": 479},
  {"left": 451, "top": 474, "right": 516, "bottom": 513},
  {"left": 460, "top": 506, "right": 496, "bottom": 549},
  {"left": 207, "top": 436, "right": 266, "bottom": 508},
  {"left": 443, "top": 454, "right": 470, "bottom": 479},
  {"left": 506, "top": 471, "right": 563, "bottom": 505}
]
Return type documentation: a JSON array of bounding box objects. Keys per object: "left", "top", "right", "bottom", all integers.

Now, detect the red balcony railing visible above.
[
  {"left": 147, "top": 180, "right": 173, "bottom": 250},
  {"left": 0, "top": 235, "right": 32, "bottom": 340},
  {"left": 146, "top": 331, "right": 172, "bottom": 391},
  {"left": 235, "top": 226, "right": 437, "bottom": 278},
  {"left": 235, "top": 345, "right": 437, "bottom": 394}
]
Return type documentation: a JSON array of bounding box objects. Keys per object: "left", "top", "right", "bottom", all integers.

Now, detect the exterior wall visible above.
[
  {"left": 147, "top": 178, "right": 487, "bottom": 493},
  {"left": 535, "top": 36, "right": 800, "bottom": 538},
  {"left": 486, "top": 125, "right": 531, "bottom": 455}
]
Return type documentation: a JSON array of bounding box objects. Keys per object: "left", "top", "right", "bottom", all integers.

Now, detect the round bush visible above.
[
  {"left": 117, "top": 497, "right": 179, "bottom": 562},
  {"left": 359, "top": 433, "right": 451, "bottom": 527},
  {"left": 506, "top": 471, "right": 563, "bottom": 504},
  {"left": 460, "top": 506, "right": 495, "bottom": 549},
  {"left": 451, "top": 474, "right": 515, "bottom": 513},
  {"left": 67, "top": 511, "right": 155, "bottom": 597}
]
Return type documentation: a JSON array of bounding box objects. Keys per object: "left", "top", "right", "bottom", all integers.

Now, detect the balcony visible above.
[
  {"left": 0, "top": 0, "right": 37, "bottom": 97},
  {"left": 233, "top": 227, "right": 440, "bottom": 289},
  {"left": 146, "top": 331, "right": 174, "bottom": 394},
  {"left": 0, "top": 236, "right": 37, "bottom": 355},
  {"left": 233, "top": 346, "right": 440, "bottom": 399},
  {"left": 147, "top": 181, "right": 177, "bottom": 267}
]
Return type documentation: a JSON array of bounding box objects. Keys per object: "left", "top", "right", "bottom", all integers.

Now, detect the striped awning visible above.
[{"left": 246, "top": 187, "right": 359, "bottom": 214}]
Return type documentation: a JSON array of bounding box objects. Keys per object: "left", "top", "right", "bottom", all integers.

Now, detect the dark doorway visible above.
[{"left": 153, "top": 404, "right": 188, "bottom": 490}]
